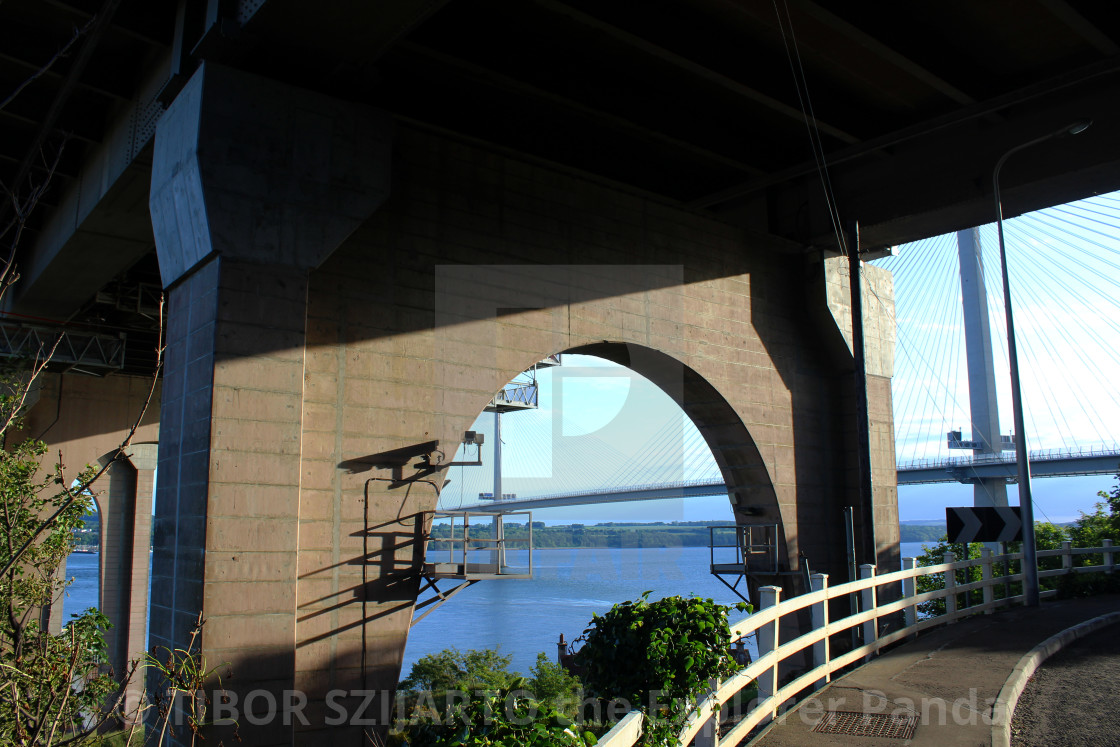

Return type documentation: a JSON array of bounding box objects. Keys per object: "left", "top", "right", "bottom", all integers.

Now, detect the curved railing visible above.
[{"left": 596, "top": 540, "right": 1118, "bottom": 746}]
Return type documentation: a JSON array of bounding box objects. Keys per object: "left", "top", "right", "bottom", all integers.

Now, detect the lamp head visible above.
[{"left": 1058, "top": 119, "right": 1092, "bottom": 137}]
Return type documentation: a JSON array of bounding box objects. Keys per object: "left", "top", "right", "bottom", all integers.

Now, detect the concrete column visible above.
[
  {"left": 96, "top": 442, "right": 157, "bottom": 720},
  {"left": 148, "top": 62, "right": 390, "bottom": 745},
  {"left": 96, "top": 457, "right": 135, "bottom": 665}
]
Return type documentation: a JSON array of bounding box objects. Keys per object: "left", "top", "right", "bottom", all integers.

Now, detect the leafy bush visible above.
[
  {"left": 914, "top": 522, "right": 1071, "bottom": 616},
  {"left": 400, "top": 647, "right": 515, "bottom": 692},
  {"left": 528, "top": 652, "right": 583, "bottom": 717},
  {"left": 573, "top": 593, "right": 748, "bottom": 746},
  {"left": 914, "top": 539, "right": 984, "bottom": 616},
  {"left": 1069, "top": 471, "right": 1120, "bottom": 560},
  {"left": 0, "top": 434, "right": 121, "bottom": 746},
  {"left": 398, "top": 678, "right": 597, "bottom": 747}
]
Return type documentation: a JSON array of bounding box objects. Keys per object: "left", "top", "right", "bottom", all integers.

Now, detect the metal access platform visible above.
[
  {"left": 413, "top": 510, "right": 534, "bottom": 627},
  {"left": 423, "top": 510, "right": 534, "bottom": 580},
  {"left": 483, "top": 354, "right": 560, "bottom": 413},
  {"left": 709, "top": 524, "right": 808, "bottom": 603}
]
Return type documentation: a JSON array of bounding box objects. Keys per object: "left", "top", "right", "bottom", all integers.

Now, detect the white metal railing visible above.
[
  {"left": 425, "top": 510, "right": 533, "bottom": 578},
  {"left": 709, "top": 524, "right": 781, "bottom": 575},
  {"left": 596, "top": 539, "right": 1117, "bottom": 747}
]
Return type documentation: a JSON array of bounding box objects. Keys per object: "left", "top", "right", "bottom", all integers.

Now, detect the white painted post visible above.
[
  {"left": 943, "top": 552, "right": 958, "bottom": 621},
  {"left": 981, "top": 548, "right": 994, "bottom": 614},
  {"left": 859, "top": 564, "right": 877, "bottom": 660},
  {"left": 810, "top": 573, "right": 829, "bottom": 689},
  {"left": 1104, "top": 539, "right": 1114, "bottom": 573},
  {"left": 757, "top": 586, "right": 782, "bottom": 721},
  {"left": 902, "top": 558, "right": 918, "bottom": 634},
  {"left": 695, "top": 678, "right": 721, "bottom": 747},
  {"left": 1062, "top": 540, "right": 1073, "bottom": 572}
]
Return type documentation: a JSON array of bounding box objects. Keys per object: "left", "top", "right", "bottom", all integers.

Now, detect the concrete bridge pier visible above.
[{"left": 148, "top": 63, "right": 391, "bottom": 744}]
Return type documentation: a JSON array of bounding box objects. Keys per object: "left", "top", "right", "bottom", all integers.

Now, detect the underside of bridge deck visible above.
[{"left": 1, "top": 1, "right": 1118, "bottom": 743}]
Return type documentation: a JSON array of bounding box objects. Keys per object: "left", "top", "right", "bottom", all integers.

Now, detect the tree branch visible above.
[
  {"left": 0, "top": 20, "right": 94, "bottom": 113},
  {"left": 0, "top": 295, "right": 164, "bottom": 582}
]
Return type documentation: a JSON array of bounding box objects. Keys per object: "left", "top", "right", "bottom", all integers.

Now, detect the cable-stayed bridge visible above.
[{"left": 440, "top": 192, "right": 1120, "bottom": 514}]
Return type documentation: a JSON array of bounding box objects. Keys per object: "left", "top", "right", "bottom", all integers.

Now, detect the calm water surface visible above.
[
  {"left": 61, "top": 552, "right": 100, "bottom": 623},
  {"left": 403, "top": 546, "right": 752, "bottom": 675}
]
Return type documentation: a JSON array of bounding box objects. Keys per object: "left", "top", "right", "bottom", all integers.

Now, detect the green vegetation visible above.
[
  {"left": 574, "top": 593, "right": 749, "bottom": 746},
  {"left": 72, "top": 512, "right": 100, "bottom": 550},
  {"left": 898, "top": 523, "right": 946, "bottom": 543},
  {"left": 528, "top": 653, "right": 583, "bottom": 712},
  {"left": 394, "top": 647, "right": 594, "bottom": 746},
  {"left": 396, "top": 594, "right": 751, "bottom": 746},
  {"left": 400, "top": 647, "right": 520, "bottom": 693},
  {"left": 914, "top": 522, "right": 1070, "bottom": 616},
  {"left": 0, "top": 403, "right": 121, "bottom": 745},
  {"left": 401, "top": 679, "right": 598, "bottom": 747},
  {"left": 915, "top": 471, "right": 1120, "bottom": 614},
  {"left": 1069, "top": 472, "right": 1120, "bottom": 549}
]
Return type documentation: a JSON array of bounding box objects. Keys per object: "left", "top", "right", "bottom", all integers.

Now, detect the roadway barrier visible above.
[{"left": 595, "top": 539, "right": 1117, "bottom": 747}]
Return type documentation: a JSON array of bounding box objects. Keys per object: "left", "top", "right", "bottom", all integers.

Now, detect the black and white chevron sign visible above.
[{"left": 946, "top": 506, "right": 1023, "bottom": 543}]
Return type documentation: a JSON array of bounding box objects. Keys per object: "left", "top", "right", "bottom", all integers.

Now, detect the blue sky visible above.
[{"left": 440, "top": 191, "right": 1120, "bottom": 526}]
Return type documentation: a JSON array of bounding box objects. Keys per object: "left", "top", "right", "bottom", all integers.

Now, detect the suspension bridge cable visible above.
[
  {"left": 770, "top": 0, "right": 849, "bottom": 256},
  {"left": 1004, "top": 235, "right": 1117, "bottom": 446}
]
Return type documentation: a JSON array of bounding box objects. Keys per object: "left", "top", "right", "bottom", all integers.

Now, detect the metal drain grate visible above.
[{"left": 812, "top": 711, "right": 919, "bottom": 740}]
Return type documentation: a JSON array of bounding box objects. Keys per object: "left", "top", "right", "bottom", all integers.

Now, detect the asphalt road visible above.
[{"left": 1011, "top": 623, "right": 1120, "bottom": 746}]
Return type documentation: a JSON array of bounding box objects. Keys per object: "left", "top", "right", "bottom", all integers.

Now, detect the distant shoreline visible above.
[
  {"left": 72, "top": 520, "right": 950, "bottom": 554},
  {"left": 426, "top": 520, "right": 948, "bottom": 550}
]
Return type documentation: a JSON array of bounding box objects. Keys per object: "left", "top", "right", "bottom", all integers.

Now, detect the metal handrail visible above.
[
  {"left": 596, "top": 539, "right": 1118, "bottom": 747},
  {"left": 427, "top": 510, "right": 534, "bottom": 576}
]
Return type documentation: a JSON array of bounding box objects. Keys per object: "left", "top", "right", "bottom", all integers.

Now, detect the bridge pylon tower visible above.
[{"left": 955, "top": 228, "right": 1014, "bottom": 555}]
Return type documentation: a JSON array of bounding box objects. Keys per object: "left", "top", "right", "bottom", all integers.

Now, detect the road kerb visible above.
[{"left": 991, "top": 610, "right": 1120, "bottom": 747}]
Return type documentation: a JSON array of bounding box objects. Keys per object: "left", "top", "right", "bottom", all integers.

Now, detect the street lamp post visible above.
[{"left": 992, "top": 120, "right": 1091, "bottom": 607}]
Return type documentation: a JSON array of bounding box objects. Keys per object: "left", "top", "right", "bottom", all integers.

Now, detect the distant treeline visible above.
[
  {"left": 427, "top": 520, "right": 729, "bottom": 549},
  {"left": 426, "top": 520, "right": 951, "bottom": 550},
  {"left": 73, "top": 513, "right": 100, "bottom": 548},
  {"left": 899, "top": 524, "right": 947, "bottom": 543}
]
